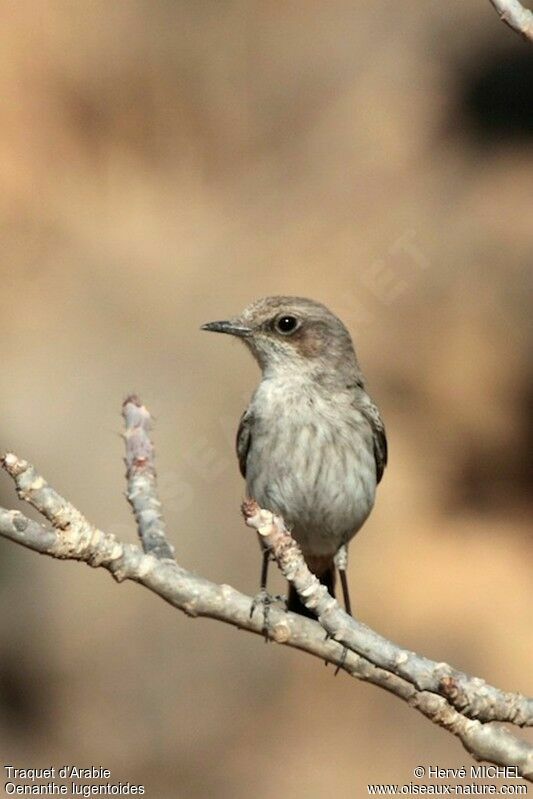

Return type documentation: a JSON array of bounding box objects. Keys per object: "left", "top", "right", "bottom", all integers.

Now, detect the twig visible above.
[
  {"left": 122, "top": 395, "right": 175, "bottom": 560},
  {"left": 0, "top": 460, "right": 417, "bottom": 683},
  {"left": 242, "top": 501, "right": 532, "bottom": 728},
  {"left": 0, "top": 398, "right": 531, "bottom": 781},
  {"left": 488, "top": 0, "right": 533, "bottom": 41},
  {"left": 1, "top": 494, "right": 531, "bottom": 780}
]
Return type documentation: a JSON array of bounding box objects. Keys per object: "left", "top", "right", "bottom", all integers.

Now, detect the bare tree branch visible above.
[
  {"left": 122, "top": 395, "right": 174, "bottom": 560},
  {"left": 0, "top": 399, "right": 532, "bottom": 782},
  {"left": 488, "top": 0, "right": 533, "bottom": 41},
  {"left": 243, "top": 501, "right": 533, "bottom": 778},
  {"left": 242, "top": 501, "right": 533, "bottom": 729}
]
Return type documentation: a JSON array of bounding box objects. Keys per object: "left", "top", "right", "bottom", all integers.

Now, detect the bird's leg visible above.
[
  {"left": 333, "top": 544, "right": 351, "bottom": 674},
  {"left": 339, "top": 570, "right": 352, "bottom": 616},
  {"left": 260, "top": 545, "right": 269, "bottom": 592},
  {"left": 249, "top": 549, "right": 270, "bottom": 620},
  {"left": 249, "top": 548, "right": 286, "bottom": 639},
  {"left": 334, "top": 544, "right": 352, "bottom": 616}
]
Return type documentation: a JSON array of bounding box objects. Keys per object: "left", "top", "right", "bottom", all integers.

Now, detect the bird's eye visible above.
[{"left": 275, "top": 315, "right": 299, "bottom": 335}]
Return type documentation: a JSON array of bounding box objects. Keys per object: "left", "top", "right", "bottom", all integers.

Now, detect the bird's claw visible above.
[
  {"left": 249, "top": 590, "right": 287, "bottom": 640},
  {"left": 322, "top": 630, "right": 348, "bottom": 674},
  {"left": 334, "top": 646, "right": 348, "bottom": 675}
]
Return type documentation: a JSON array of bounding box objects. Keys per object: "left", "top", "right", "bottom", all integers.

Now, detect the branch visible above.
[
  {"left": 243, "top": 503, "right": 533, "bottom": 779},
  {"left": 0, "top": 399, "right": 531, "bottom": 782},
  {"left": 122, "top": 395, "right": 175, "bottom": 560},
  {"left": 242, "top": 502, "right": 532, "bottom": 728},
  {"left": 488, "top": 0, "right": 533, "bottom": 41}
]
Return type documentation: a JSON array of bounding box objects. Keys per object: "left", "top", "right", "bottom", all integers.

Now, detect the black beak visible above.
[{"left": 201, "top": 320, "right": 252, "bottom": 338}]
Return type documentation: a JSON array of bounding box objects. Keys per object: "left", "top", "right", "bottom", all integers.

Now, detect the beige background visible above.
[{"left": 0, "top": 2, "right": 531, "bottom": 797}]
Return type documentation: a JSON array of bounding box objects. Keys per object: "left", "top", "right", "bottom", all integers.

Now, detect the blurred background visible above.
[{"left": 0, "top": 1, "right": 531, "bottom": 797}]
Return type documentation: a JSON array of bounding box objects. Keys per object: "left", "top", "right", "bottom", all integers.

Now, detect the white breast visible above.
[{"left": 245, "top": 376, "right": 377, "bottom": 558}]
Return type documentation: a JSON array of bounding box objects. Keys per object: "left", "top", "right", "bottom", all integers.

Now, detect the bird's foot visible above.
[
  {"left": 249, "top": 590, "right": 287, "bottom": 640},
  {"left": 322, "top": 631, "right": 348, "bottom": 674},
  {"left": 334, "top": 646, "right": 348, "bottom": 676}
]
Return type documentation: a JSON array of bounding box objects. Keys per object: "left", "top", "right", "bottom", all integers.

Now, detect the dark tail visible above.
[{"left": 287, "top": 565, "right": 336, "bottom": 618}]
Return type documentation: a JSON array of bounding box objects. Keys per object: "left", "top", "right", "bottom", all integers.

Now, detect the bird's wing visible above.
[
  {"left": 360, "top": 398, "right": 388, "bottom": 484},
  {"left": 236, "top": 409, "right": 253, "bottom": 479}
]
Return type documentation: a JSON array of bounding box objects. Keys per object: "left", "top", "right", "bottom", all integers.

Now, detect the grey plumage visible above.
[{"left": 203, "top": 296, "right": 387, "bottom": 614}]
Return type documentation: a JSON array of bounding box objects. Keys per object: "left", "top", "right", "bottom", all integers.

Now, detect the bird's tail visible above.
[{"left": 287, "top": 564, "right": 335, "bottom": 618}]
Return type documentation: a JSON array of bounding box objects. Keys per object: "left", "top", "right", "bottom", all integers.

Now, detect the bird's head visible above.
[{"left": 202, "top": 296, "right": 362, "bottom": 384}]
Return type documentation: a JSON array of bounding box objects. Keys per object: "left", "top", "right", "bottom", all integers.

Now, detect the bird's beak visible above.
[{"left": 201, "top": 320, "right": 252, "bottom": 338}]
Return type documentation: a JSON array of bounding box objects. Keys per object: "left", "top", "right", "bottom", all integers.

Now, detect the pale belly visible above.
[{"left": 245, "top": 388, "right": 377, "bottom": 558}]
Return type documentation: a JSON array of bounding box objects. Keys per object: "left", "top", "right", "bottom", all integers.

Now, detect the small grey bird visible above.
[{"left": 202, "top": 296, "right": 387, "bottom": 617}]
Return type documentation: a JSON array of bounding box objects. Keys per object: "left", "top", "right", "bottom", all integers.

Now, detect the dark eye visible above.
[{"left": 275, "top": 315, "right": 299, "bottom": 335}]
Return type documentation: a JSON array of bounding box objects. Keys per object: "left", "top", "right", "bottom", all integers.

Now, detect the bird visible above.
[{"left": 201, "top": 296, "right": 387, "bottom": 618}]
